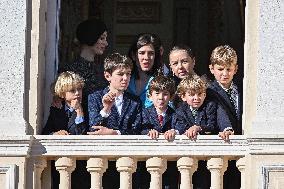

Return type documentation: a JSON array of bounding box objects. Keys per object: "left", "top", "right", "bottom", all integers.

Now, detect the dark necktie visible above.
[
  {"left": 158, "top": 115, "right": 163, "bottom": 126},
  {"left": 192, "top": 109, "right": 198, "bottom": 119},
  {"left": 227, "top": 89, "right": 237, "bottom": 112},
  {"left": 66, "top": 109, "right": 72, "bottom": 118}
]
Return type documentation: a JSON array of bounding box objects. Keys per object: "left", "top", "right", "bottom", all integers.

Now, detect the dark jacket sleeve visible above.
[
  {"left": 141, "top": 108, "right": 154, "bottom": 135},
  {"left": 67, "top": 112, "right": 87, "bottom": 135},
  {"left": 199, "top": 101, "right": 218, "bottom": 134},
  {"left": 88, "top": 91, "right": 106, "bottom": 129},
  {"left": 172, "top": 107, "right": 193, "bottom": 134},
  {"left": 41, "top": 107, "right": 67, "bottom": 135},
  {"left": 122, "top": 100, "right": 142, "bottom": 135}
]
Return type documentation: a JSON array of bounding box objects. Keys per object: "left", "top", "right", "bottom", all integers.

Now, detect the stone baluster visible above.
[
  {"left": 55, "top": 157, "right": 76, "bottom": 189},
  {"left": 177, "top": 157, "right": 198, "bottom": 189},
  {"left": 116, "top": 157, "right": 137, "bottom": 189},
  {"left": 236, "top": 157, "right": 246, "bottom": 189},
  {"left": 207, "top": 157, "right": 228, "bottom": 189},
  {"left": 146, "top": 157, "right": 167, "bottom": 189},
  {"left": 87, "top": 157, "right": 108, "bottom": 189},
  {"left": 33, "top": 157, "right": 47, "bottom": 189}
]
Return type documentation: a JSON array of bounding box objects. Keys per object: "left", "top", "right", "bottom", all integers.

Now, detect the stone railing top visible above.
[{"left": 31, "top": 135, "right": 247, "bottom": 159}]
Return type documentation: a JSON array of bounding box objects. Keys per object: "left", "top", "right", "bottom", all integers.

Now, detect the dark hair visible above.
[
  {"left": 128, "top": 33, "right": 162, "bottom": 79},
  {"left": 149, "top": 75, "right": 176, "bottom": 97},
  {"left": 76, "top": 19, "right": 107, "bottom": 46},
  {"left": 104, "top": 53, "right": 133, "bottom": 74},
  {"left": 169, "top": 44, "right": 195, "bottom": 59}
]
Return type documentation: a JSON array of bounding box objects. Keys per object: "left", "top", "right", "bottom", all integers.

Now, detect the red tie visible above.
[{"left": 158, "top": 115, "right": 163, "bottom": 126}]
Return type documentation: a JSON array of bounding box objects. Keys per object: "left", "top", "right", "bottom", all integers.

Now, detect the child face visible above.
[
  {"left": 64, "top": 87, "right": 83, "bottom": 104},
  {"left": 105, "top": 67, "right": 132, "bottom": 93},
  {"left": 91, "top": 31, "right": 108, "bottom": 55},
  {"left": 169, "top": 50, "right": 195, "bottom": 79},
  {"left": 137, "top": 44, "right": 155, "bottom": 72},
  {"left": 149, "top": 90, "right": 171, "bottom": 112},
  {"left": 209, "top": 64, "right": 238, "bottom": 89},
  {"left": 181, "top": 91, "right": 206, "bottom": 109}
]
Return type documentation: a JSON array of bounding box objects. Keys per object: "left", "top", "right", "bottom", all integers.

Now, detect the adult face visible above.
[
  {"left": 169, "top": 50, "right": 195, "bottom": 79},
  {"left": 91, "top": 31, "right": 108, "bottom": 55},
  {"left": 137, "top": 44, "right": 155, "bottom": 72}
]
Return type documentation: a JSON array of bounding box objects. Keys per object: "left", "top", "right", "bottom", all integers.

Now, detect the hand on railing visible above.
[
  {"left": 53, "top": 130, "right": 69, "bottom": 135},
  {"left": 218, "top": 130, "right": 234, "bottom": 142},
  {"left": 183, "top": 125, "right": 202, "bottom": 140},
  {"left": 87, "top": 125, "right": 118, "bottom": 135}
]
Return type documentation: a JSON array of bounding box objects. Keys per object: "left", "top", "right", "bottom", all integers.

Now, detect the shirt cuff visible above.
[
  {"left": 223, "top": 127, "right": 234, "bottom": 132},
  {"left": 115, "top": 130, "right": 121, "bottom": 135},
  {"left": 173, "top": 129, "right": 180, "bottom": 135},
  {"left": 100, "top": 109, "right": 110, "bottom": 118},
  {"left": 75, "top": 116, "right": 84, "bottom": 124}
]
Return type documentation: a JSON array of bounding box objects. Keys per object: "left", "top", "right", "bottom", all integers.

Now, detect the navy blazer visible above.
[
  {"left": 207, "top": 80, "right": 242, "bottom": 134},
  {"left": 173, "top": 101, "right": 217, "bottom": 135},
  {"left": 88, "top": 87, "right": 142, "bottom": 135},
  {"left": 42, "top": 103, "right": 87, "bottom": 135},
  {"left": 141, "top": 105, "right": 175, "bottom": 135}
]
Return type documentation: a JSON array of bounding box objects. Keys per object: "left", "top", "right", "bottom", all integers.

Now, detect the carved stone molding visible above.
[
  {"left": 0, "top": 164, "right": 16, "bottom": 189},
  {"left": 262, "top": 165, "right": 284, "bottom": 189}
]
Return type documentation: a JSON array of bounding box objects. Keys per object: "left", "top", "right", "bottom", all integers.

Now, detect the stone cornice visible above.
[
  {"left": 0, "top": 135, "right": 34, "bottom": 157},
  {"left": 31, "top": 135, "right": 248, "bottom": 159}
]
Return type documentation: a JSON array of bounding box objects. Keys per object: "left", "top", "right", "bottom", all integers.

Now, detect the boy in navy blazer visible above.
[
  {"left": 207, "top": 45, "right": 242, "bottom": 189},
  {"left": 139, "top": 75, "right": 178, "bottom": 189},
  {"left": 87, "top": 53, "right": 142, "bottom": 135},
  {"left": 173, "top": 74, "right": 217, "bottom": 139},
  {"left": 141, "top": 75, "right": 177, "bottom": 140},
  {"left": 87, "top": 53, "right": 142, "bottom": 189},
  {"left": 42, "top": 71, "right": 86, "bottom": 135},
  {"left": 207, "top": 45, "right": 242, "bottom": 140}
]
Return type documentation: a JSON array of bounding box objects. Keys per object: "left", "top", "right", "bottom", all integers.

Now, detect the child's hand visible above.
[
  {"left": 219, "top": 130, "right": 234, "bottom": 142},
  {"left": 87, "top": 126, "right": 118, "bottom": 135},
  {"left": 53, "top": 130, "right": 69, "bottom": 135},
  {"left": 70, "top": 99, "right": 84, "bottom": 116},
  {"left": 148, "top": 129, "right": 159, "bottom": 139},
  {"left": 184, "top": 125, "right": 202, "bottom": 139},
  {"left": 164, "top": 130, "right": 176, "bottom": 141},
  {"left": 51, "top": 96, "right": 63, "bottom": 109},
  {"left": 102, "top": 91, "right": 116, "bottom": 113}
]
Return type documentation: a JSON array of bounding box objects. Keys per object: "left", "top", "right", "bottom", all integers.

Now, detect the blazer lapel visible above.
[
  {"left": 119, "top": 93, "right": 131, "bottom": 123},
  {"left": 147, "top": 106, "right": 160, "bottom": 127},
  {"left": 183, "top": 104, "right": 195, "bottom": 125},
  {"left": 212, "top": 81, "right": 236, "bottom": 116}
]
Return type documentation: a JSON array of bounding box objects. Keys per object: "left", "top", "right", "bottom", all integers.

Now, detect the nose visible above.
[
  {"left": 193, "top": 94, "right": 199, "bottom": 100},
  {"left": 177, "top": 61, "right": 182, "bottom": 69},
  {"left": 122, "top": 74, "right": 128, "bottom": 80}
]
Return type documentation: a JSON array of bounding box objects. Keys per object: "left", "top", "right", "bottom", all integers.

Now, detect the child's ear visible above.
[
  {"left": 209, "top": 64, "right": 214, "bottom": 74},
  {"left": 104, "top": 71, "right": 112, "bottom": 81},
  {"left": 180, "top": 94, "right": 187, "bottom": 102},
  {"left": 192, "top": 57, "right": 196, "bottom": 66},
  {"left": 234, "top": 65, "right": 238, "bottom": 74}
]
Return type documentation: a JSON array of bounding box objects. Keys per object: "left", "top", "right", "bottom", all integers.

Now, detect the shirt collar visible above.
[
  {"left": 217, "top": 81, "right": 235, "bottom": 93},
  {"left": 65, "top": 104, "right": 74, "bottom": 112}
]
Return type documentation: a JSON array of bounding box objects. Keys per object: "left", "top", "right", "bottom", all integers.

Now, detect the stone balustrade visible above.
[
  {"left": 27, "top": 135, "right": 247, "bottom": 189},
  {"left": 5, "top": 135, "right": 274, "bottom": 189}
]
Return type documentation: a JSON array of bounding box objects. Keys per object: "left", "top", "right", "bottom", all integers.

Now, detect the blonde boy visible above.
[
  {"left": 173, "top": 75, "right": 217, "bottom": 139},
  {"left": 42, "top": 71, "right": 86, "bottom": 135},
  {"left": 208, "top": 45, "right": 242, "bottom": 141}
]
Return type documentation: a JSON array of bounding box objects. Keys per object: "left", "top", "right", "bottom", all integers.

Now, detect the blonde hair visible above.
[
  {"left": 104, "top": 53, "right": 133, "bottom": 74},
  {"left": 177, "top": 74, "right": 208, "bottom": 97},
  {"left": 53, "top": 71, "right": 85, "bottom": 98},
  {"left": 210, "top": 45, "right": 237, "bottom": 66}
]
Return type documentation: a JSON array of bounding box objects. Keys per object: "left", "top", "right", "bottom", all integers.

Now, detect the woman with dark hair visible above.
[
  {"left": 127, "top": 33, "right": 163, "bottom": 107},
  {"left": 59, "top": 18, "right": 109, "bottom": 109}
]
